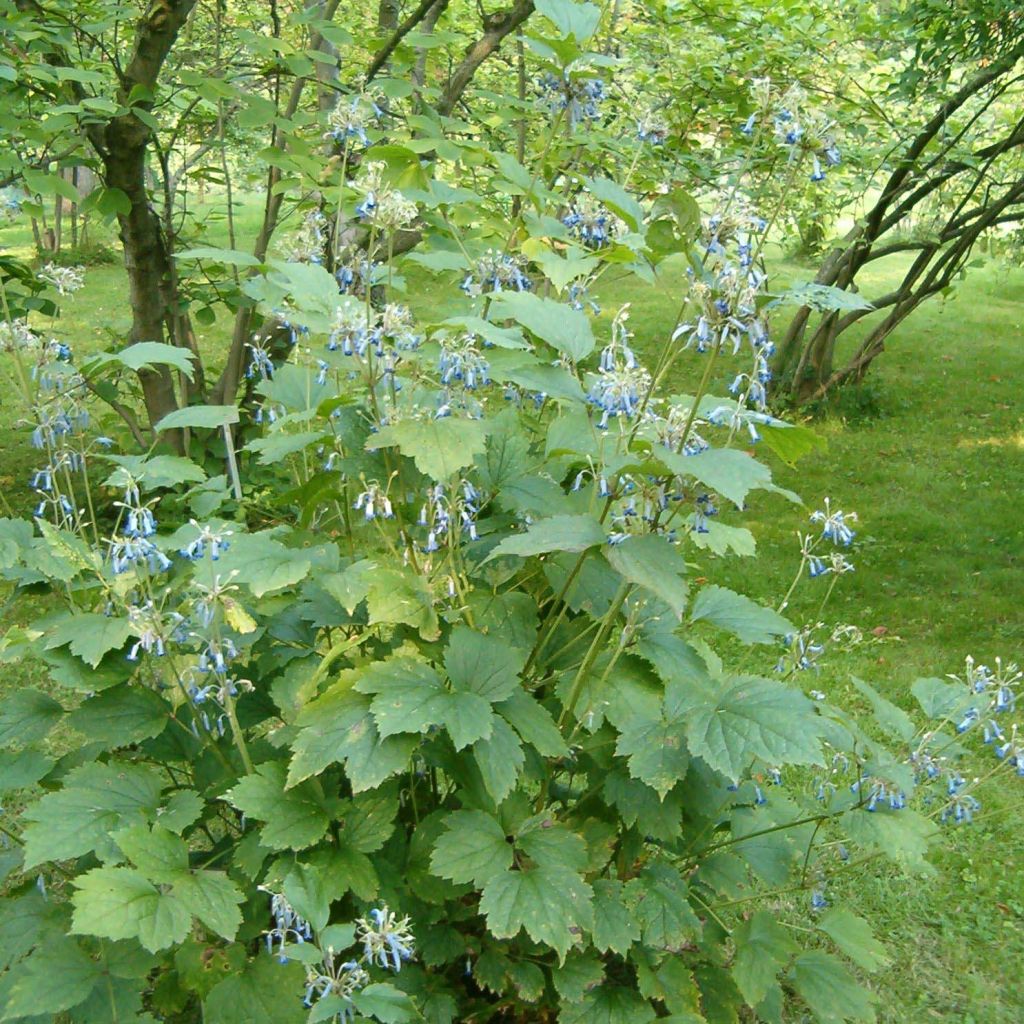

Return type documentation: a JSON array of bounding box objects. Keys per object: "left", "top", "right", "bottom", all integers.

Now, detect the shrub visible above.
[{"left": 0, "top": 35, "right": 1020, "bottom": 1024}]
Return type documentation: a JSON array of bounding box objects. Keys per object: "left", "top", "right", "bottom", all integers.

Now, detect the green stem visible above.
[{"left": 558, "top": 581, "right": 631, "bottom": 729}]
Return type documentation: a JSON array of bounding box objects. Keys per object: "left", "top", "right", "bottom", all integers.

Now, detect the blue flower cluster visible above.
[
  {"left": 260, "top": 887, "right": 314, "bottom": 962},
  {"left": 417, "top": 481, "right": 480, "bottom": 553},
  {"left": 741, "top": 79, "right": 842, "bottom": 182},
  {"left": 435, "top": 333, "right": 491, "bottom": 419},
  {"left": 587, "top": 307, "right": 651, "bottom": 428},
  {"left": 563, "top": 192, "right": 624, "bottom": 248},
  {"left": 285, "top": 210, "right": 329, "bottom": 264},
  {"left": 335, "top": 252, "right": 377, "bottom": 298},
  {"left": 636, "top": 112, "right": 669, "bottom": 145},
  {"left": 355, "top": 905, "right": 416, "bottom": 972},
  {"left": 323, "top": 93, "right": 384, "bottom": 148},
  {"left": 809, "top": 498, "right": 857, "bottom": 546},
  {"left": 109, "top": 482, "right": 172, "bottom": 575},
  {"left": 538, "top": 72, "right": 604, "bottom": 127},
  {"left": 460, "top": 250, "right": 532, "bottom": 298}
]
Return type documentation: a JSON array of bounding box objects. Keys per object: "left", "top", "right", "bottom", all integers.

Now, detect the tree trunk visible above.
[
  {"left": 105, "top": 138, "right": 181, "bottom": 427},
  {"left": 53, "top": 186, "right": 63, "bottom": 254},
  {"left": 95, "top": 1, "right": 199, "bottom": 435},
  {"left": 70, "top": 166, "right": 79, "bottom": 248}
]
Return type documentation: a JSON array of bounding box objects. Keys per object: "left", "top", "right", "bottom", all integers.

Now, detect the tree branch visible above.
[
  {"left": 366, "top": 0, "right": 448, "bottom": 83},
  {"left": 437, "top": 0, "right": 535, "bottom": 116}
]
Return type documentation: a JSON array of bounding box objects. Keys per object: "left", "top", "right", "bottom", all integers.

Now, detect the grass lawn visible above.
[{"left": 1, "top": 201, "right": 1022, "bottom": 1021}]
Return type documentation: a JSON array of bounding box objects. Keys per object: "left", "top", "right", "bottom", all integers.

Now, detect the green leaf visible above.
[
  {"left": 850, "top": 677, "right": 914, "bottom": 742},
  {"left": 466, "top": 590, "right": 539, "bottom": 651},
  {"left": 69, "top": 683, "right": 169, "bottom": 747},
  {"left": 43, "top": 614, "right": 132, "bottom": 667},
  {"left": 430, "top": 810, "right": 512, "bottom": 887},
  {"left": 678, "top": 676, "right": 823, "bottom": 781},
  {"left": 517, "top": 817, "right": 588, "bottom": 874},
  {"left": 406, "top": 250, "right": 469, "bottom": 273},
  {"left": 586, "top": 176, "right": 645, "bottom": 232},
  {"left": 440, "top": 315, "right": 528, "bottom": 350},
  {"left": 204, "top": 955, "right": 307, "bottom": 1024},
  {"left": 355, "top": 657, "right": 494, "bottom": 749},
  {"left": 559, "top": 984, "right": 656, "bottom": 1024},
  {"left": 113, "top": 823, "right": 187, "bottom": 882},
  {"left": 842, "top": 807, "right": 936, "bottom": 872},
  {"left": 24, "top": 169, "right": 81, "bottom": 201},
  {"left": 535, "top": 0, "right": 602, "bottom": 41},
  {"left": 257, "top": 363, "right": 333, "bottom": 413},
  {"left": 158, "top": 789, "right": 204, "bottom": 834},
  {"left": 366, "top": 418, "right": 487, "bottom": 479},
  {"left": 245, "top": 430, "right": 325, "bottom": 466},
  {"left": 473, "top": 717, "right": 525, "bottom": 804},
  {"left": 226, "top": 763, "right": 329, "bottom": 850},
  {"left": 444, "top": 691, "right": 495, "bottom": 750},
  {"left": 606, "top": 535, "right": 688, "bottom": 618},
  {"left": 635, "top": 954, "right": 702, "bottom": 1017},
  {"left": 247, "top": 261, "right": 346, "bottom": 333},
  {"left": 911, "top": 676, "right": 968, "bottom": 719},
  {"left": 445, "top": 625, "right": 527, "bottom": 702},
  {"left": 175, "top": 246, "right": 263, "bottom": 267},
  {"left": 366, "top": 567, "right": 439, "bottom": 640},
  {"left": 481, "top": 864, "right": 593, "bottom": 959},
  {"left": 342, "top": 783, "right": 400, "bottom": 852},
  {"left": 352, "top": 982, "right": 422, "bottom": 1023},
  {"left": 0, "top": 747, "right": 54, "bottom": 791},
  {"left": 690, "top": 586, "right": 792, "bottom": 645},
  {"left": 758, "top": 422, "right": 825, "bottom": 466},
  {"left": 660, "top": 447, "right": 774, "bottom": 509},
  {"left": 615, "top": 711, "right": 689, "bottom": 798},
  {"left": 731, "top": 911, "right": 797, "bottom": 1006},
  {"left": 289, "top": 685, "right": 415, "bottom": 790},
  {"left": 84, "top": 185, "right": 132, "bottom": 217},
  {"left": 485, "top": 514, "right": 605, "bottom": 562},
  {"left": 282, "top": 861, "right": 331, "bottom": 933},
  {"left": 209, "top": 530, "right": 311, "bottom": 598},
  {"left": 604, "top": 772, "right": 684, "bottom": 843},
  {"left": 1, "top": 937, "right": 102, "bottom": 1019},
  {"left": 71, "top": 866, "right": 191, "bottom": 952},
  {"left": 816, "top": 908, "right": 890, "bottom": 973},
  {"left": 497, "top": 689, "right": 568, "bottom": 757},
  {"left": 591, "top": 878, "right": 640, "bottom": 955},
  {"left": 624, "top": 863, "right": 701, "bottom": 950},
  {"left": 496, "top": 359, "right": 587, "bottom": 404},
  {"left": 488, "top": 292, "right": 596, "bottom": 361},
  {"left": 522, "top": 243, "right": 599, "bottom": 292},
  {"left": 553, "top": 950, "right": 605, "bottom": 1002},
  {"left": 101, "top": 341, "right": 195, "bottom": 380},
  {"left": 154, "top": 404, "right": 239, "bottom": 432},
  {"left": 357, "top": 659, "right": 449, "bottom": 737},
  {"left": 21, "top": 762, "right": 164, "bottom": 868},
  {"left": 774, "top": 282, "right": 874, "bottom": 313},
  {"left": 789, "top": 951, "right": 877, "bottom": 1024},
  {"left": 102, "top": 453, "right": 206, "bottom": 489},
  {"left": 73, "top": 820, "right": 242, "bottom": 948},
  {"left": 337, "top": 708, "right": 417, "bottom": 795},
  {"left": 0, "top": 688, "right": 63, "bottom": 747},
  {"left": 321, "top": 558, "right": 377, "bottom": 614},
  {"left": 689, "top": 520, "right": 757, "bottom": 557},
  {"left": 174, "top": 871, "right": 245, "bottom": 941},
  {"left": 328, "top": 843, "right": 380, "bottom": 900}
]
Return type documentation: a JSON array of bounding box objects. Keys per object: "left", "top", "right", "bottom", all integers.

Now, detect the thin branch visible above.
[{"left": 366, "top": 0, "right": 446, "bottom": 83}]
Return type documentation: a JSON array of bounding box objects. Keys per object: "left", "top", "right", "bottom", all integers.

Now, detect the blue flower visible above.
[{"left": 809, "top": 499, "right": 857, "bottom": 546}]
